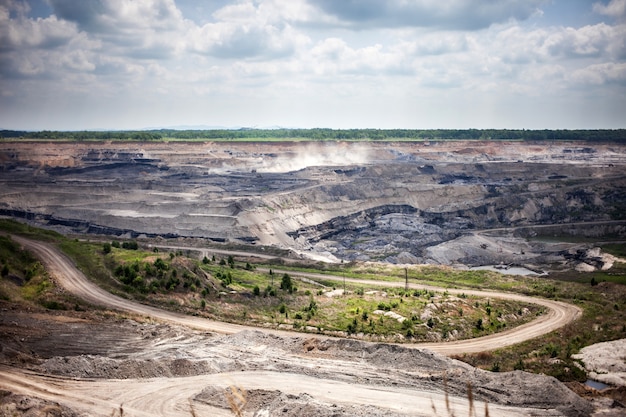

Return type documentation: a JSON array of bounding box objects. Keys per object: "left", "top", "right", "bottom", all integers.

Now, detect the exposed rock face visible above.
[
  {"left": 572, "top": 339, "right": 626, "bottom": 387},
  {"left": 1, "top": 140, "right": 625, "bottom": 267}
]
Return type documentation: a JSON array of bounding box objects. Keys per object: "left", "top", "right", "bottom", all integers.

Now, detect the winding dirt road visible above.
[
  {"left": 12, "top": 235, "right": 581, "bottom": 355},
  {"left": 0, "top": 235, "right": 587, "bottom": 417}
]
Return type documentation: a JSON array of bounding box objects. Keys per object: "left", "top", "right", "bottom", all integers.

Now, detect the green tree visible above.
[
  {"left": 122, "top": 241, "right": 138, "bottom": 250},
  {"left": 476, "top": 318, "right": 484, "bottom": 331},
  {"left": 280, "top": 273, "right": 293, "bottom": 293},
  {"left": 154, "top": 258, "right": 167, "bottom": 271},
  {"left": 103, "top": 242, "right": 112, "bottom": 254}
]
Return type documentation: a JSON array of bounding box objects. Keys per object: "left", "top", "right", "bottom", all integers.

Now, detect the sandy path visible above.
[
  {"left": 12, "top": 235, "right": 581, "bottom": 355},
  {"left": 0, "top": 366, "right": 538, "bottom": 417}
]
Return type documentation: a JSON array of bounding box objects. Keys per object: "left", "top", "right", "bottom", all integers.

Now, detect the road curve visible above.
[
  {"left": 13, "top": 235, "right": 582, "bottom": 356},
  {"left": 0, "top": 366, "right": 538, "bottom": 417}
]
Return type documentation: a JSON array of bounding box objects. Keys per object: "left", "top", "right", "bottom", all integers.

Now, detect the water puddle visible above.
[{"left": 584, "top": 379, "right": 610, "bottom": 390}]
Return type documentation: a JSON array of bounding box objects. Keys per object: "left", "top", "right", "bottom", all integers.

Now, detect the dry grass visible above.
[
  {"left": 225, "top": 385, "right": 247, "bottom": 417},
  {"left": 110, "top": 404, "right": 124, "bottom": 417},
  {"left": 431, "top": 375, "right": 489, "bottom": 417}
]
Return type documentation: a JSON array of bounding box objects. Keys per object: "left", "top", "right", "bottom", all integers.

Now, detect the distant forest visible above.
[{"left": 2, "top": 128, "right": 626, "bottom": 142}]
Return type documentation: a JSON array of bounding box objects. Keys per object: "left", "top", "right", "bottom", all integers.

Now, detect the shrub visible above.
[
  {"left": 121, "top": 241, "right": 138, "bottom": 250},
  {"left": 476, "top": 318, "right": 484, "bottom": 331},
  {"left": 280, "top": 273, "right": 293, "bottom": 293}
]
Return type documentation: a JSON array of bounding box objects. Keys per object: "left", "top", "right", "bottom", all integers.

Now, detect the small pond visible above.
[{"left": 584, "top": 379, "right": 610, "bottom": 390}]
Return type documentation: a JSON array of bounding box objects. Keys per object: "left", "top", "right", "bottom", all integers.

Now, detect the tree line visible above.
[{"left": 2, "top": 128, "right": 625, "bottom": 142}]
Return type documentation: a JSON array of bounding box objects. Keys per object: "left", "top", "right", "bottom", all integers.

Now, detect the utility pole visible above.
[{"left": 405, "top": 267, "right": 408, "bottom": 291}]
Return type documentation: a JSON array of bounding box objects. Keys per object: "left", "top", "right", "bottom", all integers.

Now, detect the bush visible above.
[
  {"left": 121, "top": 241, "right": 138, "bottom": 250},
  {"left": 476, "top": 318, "right": 484, "bottom": 331},
  {"left": 41, "top": 300, "right": 66, "bottom": 310},
  {"left": 280, "top": 273, "right": 293, "bottom": 293}
]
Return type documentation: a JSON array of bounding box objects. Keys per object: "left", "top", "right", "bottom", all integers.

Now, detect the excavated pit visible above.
[{"left": 1, "top": 140, "right": 625, "bottom": 268}]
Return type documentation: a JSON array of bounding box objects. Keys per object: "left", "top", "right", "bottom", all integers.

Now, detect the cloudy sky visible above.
[{"left": 1, "top": 0, "right": 625, "bottom": 130}]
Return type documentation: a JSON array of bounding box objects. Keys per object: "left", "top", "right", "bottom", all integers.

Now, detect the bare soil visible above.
[{"left": 0, "top": 304, "right": 594, "bottom": 416}]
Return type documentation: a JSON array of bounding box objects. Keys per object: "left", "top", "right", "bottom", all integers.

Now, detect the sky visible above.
[{"left": 1, "top": 0, "right": 625, "bottom": 130}]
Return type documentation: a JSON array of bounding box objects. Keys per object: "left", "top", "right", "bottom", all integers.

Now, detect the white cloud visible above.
[
  {"left": 593, "top": 0, "right": 626, "bottom": 20},
  {"left": 0, "top": 0, "right": 624, "bottom": 130},
  {"left": 186, "top": 0, "right": 314, "bottom": 59},
  {"left": 543, "top": 23, "right": 626, "bottom": 59},
  {"left": 0, "top": 9, "right": 78, "bottom": 51},
  {"left": 569, "top": 62, "right": 626, "bottom": 85},
  {"left": 188, "top": 21, "right": 308, "bottom": 59},
  {"left": 310, "top": 0, "right": 547, "bottom": 30}
]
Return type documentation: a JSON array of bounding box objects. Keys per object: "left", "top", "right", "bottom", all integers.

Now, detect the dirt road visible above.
[
  {"left": 0, "top": 365, "right": 543, "bottom": 417},
  {"left": 1, "top": 236, "right": 590, "bottom": 417},
  {"left": 12, "top": 235, "right": 581, "bottom": 355}
]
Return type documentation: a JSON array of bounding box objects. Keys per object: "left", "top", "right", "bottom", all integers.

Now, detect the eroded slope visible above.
[{"left": 1, "top": 140, "right": 625, "bottom": 267}]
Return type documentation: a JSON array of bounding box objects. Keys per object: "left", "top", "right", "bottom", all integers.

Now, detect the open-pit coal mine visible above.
[
  {"left": 1, "top": 140, "right": 625, "bottom": 271},
  {"left": 2, "top": 139, "right": 626, "bottom": 417}
]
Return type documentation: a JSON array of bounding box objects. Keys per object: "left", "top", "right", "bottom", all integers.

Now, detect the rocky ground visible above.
[
  {"left": 1, "top": 140, "right": 625, "bottom": 269},
  {"left": 0, "top": 304, "right": 600, "bottom": 416}
]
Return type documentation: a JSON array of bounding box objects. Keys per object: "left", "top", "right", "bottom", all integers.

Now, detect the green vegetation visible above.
[
  {"left": 1, "top": 218, "right": 625, "bottom": 383},
  {"left": 2, "top": 128, "right": 626, "bottom": 143},
  {"left": 455, "top": 270, "right": 626, "bottom": 382},
  {"left": 0, "top": 233, "right": 75, "bottom": 310}
]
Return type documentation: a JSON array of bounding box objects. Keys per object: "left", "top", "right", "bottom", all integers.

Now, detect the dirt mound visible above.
[
  {"left": 301, "top": 336, "right": 461, "bottom": 372},
  {"left": 195, "top": 387, "right": 407, "bottom": 417},
  {"left": 220, "top": 331, "right": 593, "bottom": 417},
  {"left": 0, "top": 391, "right": 81, "bottom": 417},
  {"left": 40, "top": 355, "right": 223, "bottom": 379}
]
